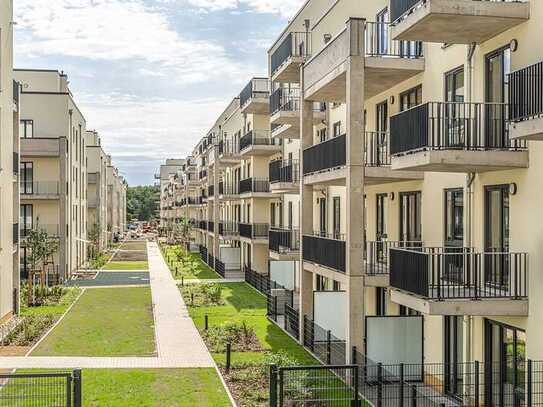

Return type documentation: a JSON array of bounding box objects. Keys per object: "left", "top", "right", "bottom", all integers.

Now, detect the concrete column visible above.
[
  {"left": 299, "top": 67, "right": 315, "bottom": 338},
  {"left": 344, "top": 18, "right": 366, "bottom": 360},
  {"left": 59, "top": 137, "right": 68, "bottom": 280}
]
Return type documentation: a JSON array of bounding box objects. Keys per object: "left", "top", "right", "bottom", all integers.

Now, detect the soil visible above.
[
  {"left": 0, "top": 346, "right": 31, "bottom": 356},
  {"left": 112, "top": 251, "right": 148, "bottom": 261}
]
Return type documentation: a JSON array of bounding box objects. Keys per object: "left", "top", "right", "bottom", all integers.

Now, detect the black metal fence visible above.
[
  {"left": 284, "top": 302, "right": 300, "bottom": 339},
  {"left": 199, "top": 245, "right": 208, "bottom": 263},
  {"left": 0, "top": 370, "right": 82, "bottom": 406},
  {"left": 215, "top": 259, "right": 225, "bottom": 277},
  {"left": 239, "top": 77, "right": 269, "bottom": 108},
  {"left": 239, "top": 130, "right": 281, "bottom": 151},
  {"left": 244, "top": 266, "right": 271, "bottom": 294},
  {"left": 219, "top": 181, "right": 239, "bottom": 196},
  {"left": 239, "top": 223, "right": 269, "bottom": 239},
  {"left": 365, "top": 131, "right": 391, "bottom": 167},
  {"left": 303, "top": 315, "right": 347, "bottom": 366},
  {"left": 365, "top": 21, "right": 422, "bottom": 58},
  {"left": 303, "top": 134, "right": 346, "bottom": 175},
  {"left": 302, "top": 233, "right": 346, "bottom": 273},
  {"left": 239, "top": 177, "right": 270, "bottom": 194},
  {"left": 509, "top": 59, "right": 543, "bottom": 122},
  {"left": 269, "top": 228, "right": 300, "bottom": 254},
  {"left": 269, "top": 159, "right": 299, "bottom": 184},
  {"left": 390, "top": 102, "right": 527, "bottom": 156},
  {"left": 389, "top": 247, "right": 528, "bottom": 300},
  {"left": 270, "top": 31, "right": 311, "bottom": 75}
]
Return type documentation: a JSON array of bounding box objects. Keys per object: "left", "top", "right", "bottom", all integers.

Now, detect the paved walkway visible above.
[
  {"left": 0, "top": 241, "right": 214, "bottom": 368},
  {"left": 66, "top": 271, "right": 150, "bottom": 287}
]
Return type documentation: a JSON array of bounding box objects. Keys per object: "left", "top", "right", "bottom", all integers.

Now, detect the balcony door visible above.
[
  {"left": 484, "top": 320, "right": 526, "bottom": 407},
  {"left": 485, "top": 47, "right": 510, "bottom": 148},
  {"left": 318, "top": 198, "right": 327, "bottom": 237},
  {"left": 376, "top": 193, "right": 388, "bottom": 264},
  {"left": 332, "top": 197, "right": 340, "bottom": 240},
  {"left": 376, "top": 8, "right": 389, "bottom": 56},
  {"left": 485, "top": 185, "right": 510, "bottom": 288},
  {"left": 399, "top": 191, "right": 421, "bottom": 243},
  {"left": 444, "top": 316, "right": 464, "bottom": 398},
  {"left": 444, "top": 67, "right": 465, "bottom": 148},
  {"left": 375, "top": 101, "right": 388, "bottom": 166},
  {"left": 20, "top": 204, "right": 33, "bottom": 237},
  {"left": 444, "top": 189, "right": 465, "bottom": 283},
  {"left": 20, "top": 162, "right": 33, "bottom": 194}
]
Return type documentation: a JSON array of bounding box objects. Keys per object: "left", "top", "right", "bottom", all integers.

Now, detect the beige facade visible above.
[
  {"left": 0, "top": 0, "right": 20, "bottom": 321},
  {"left": 86, "top": 130, "right": 108, "bottom": 250},
  {"left": 106, "top": 158, "right": 127, "bottom": 240},
  {"left": 15, "top": 69, "right": 88, "bottom": 280}
]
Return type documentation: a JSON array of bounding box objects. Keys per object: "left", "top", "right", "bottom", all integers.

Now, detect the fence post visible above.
[
  {"left": 377, "top": 363, "right": 383, "bottom": 407},
  {"left": 352, "top": 346, "right": 357, "bottom": 365},
  {"left": 269, "top": 365, "right": 278, "bottom": 407},
  {"left": 528, "top": 359, "right": 533, "bottom": 407},
  {"left": 399, "top": 363, "right": 404, "bottom": 407},
  {"left": 474, "top": 360, "right": 480, "bottom": 407},
  {"left": 181, "top": 276, "right": 184, "bottom": 286},
  {"left": 205, "top": 314, "right": 209, "bottom": 331},
  {"left": 73, "top": 369, "right": 82, "bottom": 407},
  {"left": 353, "top": 365, "right": 360, "bottom": 406},
  {"left": 411, "top": 385, "right": 417, "bottom": 407},
  {"left": 327, "top": 330, "right": 332, "bottom": 365},
  {"left": 225, "top": 343, "right": 231, "bottom": 373},
  {"left": 66, "top": 374, "right": 73, "bottom": 407}
]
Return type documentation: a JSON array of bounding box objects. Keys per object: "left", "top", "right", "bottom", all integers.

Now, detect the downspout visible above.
[{"left": 465, "top": 42, "right": 476, "bottom": 366}]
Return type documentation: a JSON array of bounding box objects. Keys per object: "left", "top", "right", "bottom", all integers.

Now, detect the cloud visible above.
[{"left": 160, "top": 0, "right": 303, "bottom": 18}]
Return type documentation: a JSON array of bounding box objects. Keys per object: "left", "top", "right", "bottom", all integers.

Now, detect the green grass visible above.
[
  {"left": 120, "top": 241, "right": 147, "bottom": 251},
  {"left": 20, "top": 287, "right": 81, "bottom": 317},
  {"left": 102, "top": 261, "right": 149, "bottom": 270},
  {"left": 11, "top": 369, "right": 231, "bottom": 407},
  {"left": 163, "top": 246, "right": 219, "bottom": 280},
  {"left": 32, "top": 287, "right": 156, "bottom": 356},
  {"left": 184, "top": 282, "right": 314, "bottom": 365}
]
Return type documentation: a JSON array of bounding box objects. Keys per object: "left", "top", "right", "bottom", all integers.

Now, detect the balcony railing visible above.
[
  {"left": 365, "top": 240, "right": 422, "bottom": 275},
  {"left": 364, "top": 132, "right": 390, "bottom": 167},
  {"left": 390, "top": 102, "right": 527, "bottom": 155},
  {"left": 20, "top": 224, "right": 60, "bottom": 238},
  {"left": 219, "top": 221, "right": 239, "bottom": 237},
  {"left": 219, "top": 181, "right": 239, "bottom": 196},
  {"left": 303, "top": 134, "right": 346, "bottom": 175},
  {"left": 20, "top": 181, "right": 60, "bottom": 195},
  {"left": 365, "top": 21, "right": 422, "bottom": 58},
  {"left": 390, "top": 247, "right": 528, "bottom": 300},
  {"left": 240, "top": 78, "right": 270, "bottom": 108},
  {"left": 269, "top": 87, "right": 325, "bottom": 115},
  {"left": 269, "top": 159, "right": 300, "bottom": 183},
  {"left": 239, "top": 178, "right": 270, "bottom": 194},
  {"left": 239, "top": 130, "right": 281, "bottom": 151},
  {"left": 271, "top": 32, "right": 311, "bottom": 75},
  {"left": 239, "top": 223, "right": 269, "bottom": 239},
  {"left": 218, "top": 140, "right": 239, "bottom": 156},
  {"left": 509, "top": 60, "right": 543, "bottom": 122},
  {"left": 302, "top": 233, "right": 346, "bottom": 273},
  {"left": 269, "top": 228, "right": 300, "bottom": 253}
]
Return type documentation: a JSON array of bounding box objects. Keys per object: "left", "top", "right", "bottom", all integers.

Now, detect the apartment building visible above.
[
  {"left": 86, "top": 130, "right": 108, "bottom": 250},
  {"left": 157, "top": 158, "right": 186, "bottom": 228},
  {"left": 0, "top": 0, "right": 20, "bottom": 320},
  {"left": 106, "top": 159, "right": 127, "bottom": 240},
  {"left": 15, "top": 69, "right": 87, "bottom": 282}
]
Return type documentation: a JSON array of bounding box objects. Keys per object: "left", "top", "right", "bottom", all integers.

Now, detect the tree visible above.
[
  {"left": 88, "top": 222, "right": 101, "bottom": 259},
  {"left": 127, "top": 185, "right": 159, "bottom": 222}
]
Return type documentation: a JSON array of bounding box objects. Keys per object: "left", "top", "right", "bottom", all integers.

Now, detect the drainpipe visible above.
[{"left": 465, "top": 43, "right": 476, "bottom": 366}]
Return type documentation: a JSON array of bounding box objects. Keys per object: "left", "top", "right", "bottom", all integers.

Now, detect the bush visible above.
[
  {"left": 182, "top": 283, "right": 224, "bottom": 306},
  {"left": 203, "top": 320, "right": 260, "bottom": 353},
  {"left": 91, "top": 253, "right": 109, "bottom": 269},
  {"left": 21, "top": 283, "right": 67, "bottom": 306},
  {"left": 3, "top": 315, "right": 56, "bottom": 346}
]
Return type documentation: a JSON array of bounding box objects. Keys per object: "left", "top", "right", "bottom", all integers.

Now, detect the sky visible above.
[{"left": 13, "top": 0, "right": 304, "bottom": 186}]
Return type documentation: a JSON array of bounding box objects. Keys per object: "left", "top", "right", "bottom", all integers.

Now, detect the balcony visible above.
[
  {"left": 302, "top": 233, "right": 345, "bottom": 273},
  {"left": 390, "top": 102, "right": 528, "bottom": 173},
  {"left": 270, "top": 31, "right": 311, "bottom": 83},
  {"left": 303, "top": 19, "right": 424, "bottom": 102},
  {"left": 217, "top": 140, "right": 240, "bottom": 167},
  {"left": 390, "top": 0, "right": 529, "bottom": 45},
  {"left": 20, "top": 138, "right": 61, "bottom": 157},
  {"left": 207, "top": 220, "right": 215, "bottom": 233},
  {"left": 269, "top": 159, "right": 300, "bottom": 193},
  {"left": 389, "top": 247, "right": 528, "bottom": 315},
  {"left": 239, "top": 223, "right": 269, "bottom": 242},
  {"left": 88, "top": 173, "right": 99, "bottom": 184},
  {"left": 240, "top": 78, "right": 270, "bottom": 115},
  {"left": 238, "top": 177, "right": 272, "bottom": 197},
  {"left": 20, "top": 181, "right": 61, "bottom": 199},
  {"left": 20, "top": 224, "right": 60, "bottom": 239},
  {"left": 219, "top": 221, "right": 239, "bottom": 239},
  {"left": 269, "top": 88, "right": 325, "bottom": 138},
  {"left": 218, "top": 181, "right": 239, "bottom": 200},
  {"left": 509, "top": 60, "right": 543, "bottom": 140},
  {"left": 239, "top": 130, "right": 282, "bottom": 156},
  {"left": 302, "top": 134, "right": 346, "bottom": 185},
  {"left": 364, "top": 240, "right": 422, "bottom": 286},
  {"left": 88, "top": 197, "right": 98, "bottom": 208},
  {"left": 269, "top": 228, "right": 300, "bottom": 260}
]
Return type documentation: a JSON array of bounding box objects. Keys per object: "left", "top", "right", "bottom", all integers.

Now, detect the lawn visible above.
[
  {"left": 120, "top": 241, "right": 147, "bottom": 251},
  {"left": 102, "top": 261, "right": 149, "bottom": 270},
  {"left": 163, "top": 246, "right": 219, "bottom": 280},
  {"left": 32, "top": 287, "right": 156, "bottom": 356},
  {"left": 20, "top": 287, "right": 81, "bottom": 317},
  {"left": 183, "top": 282, "right": 314, "bottom": 365},
  {"left": 9, "top": 369, "right": 232, "bottom": 407}
]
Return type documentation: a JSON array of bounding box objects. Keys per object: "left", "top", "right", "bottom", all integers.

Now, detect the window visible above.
[
  {"left": 20, "top": 120, "right": 34, "bottom": 138},
  {"left": 376, "top": 287, "right": 387, "bottom": 316},
  {"left": 376, "top": 8, "right": 389, "bottom": 55},
  {"left": 444, "top": 316, "right": 464, "bottom": 397},
  {"left": 288, "top": 201, "right": 293, "bottom": 229},
  {"left": 333, "top": 122, "right": 342, "bottom": 137},
  {"left": 318, "top": 198, "right": 326, "bottom": 236},
  {"left": 400, "top": 86, "right": 422, "bottom": 111},
  {"left": 376, "top": 101, "right": 388, "bottom": 133},
  {"left": 318, "top": 128, "right": 327, "bottom": 143},
  {"left": 485, "top": 46, "right": 510, "bottom": 148},
  {"left": 400, "top": 191, "right": 421, "bottom": 242},
  {"left": 270, "top": 202, "right": 276, "bottom": 227},
  {"left": 20, "top": 204, "right": 33, "bottom": 236},
  {"left": 445, "top": 67, "right": 465, "bottom": 103},
  {"left": 445, "top": 189, "right": 464, "bottom": 245},
  {"left": 20, "top": 162, "right": 33, "bottom": 194},
  {"left": 333, "top": 197, "right": 341, "bottom": 239}
]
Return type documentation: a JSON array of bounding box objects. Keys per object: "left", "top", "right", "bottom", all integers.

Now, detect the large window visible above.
[
  {"left": 20, "top": 119, "right": 34, "bottom": 138},
  {"left": 485, "top": 46, "right": 510, "bottom": 148},
  {"left": 399, "top": 191, "right": 421, "bottom": 242},
  {"left": 20, "top": 204, "right": 33, "bottom": 236},
  {"left": 20, "top": 162, "right": 33, "bottom": 194},
  {"left": 445, "top": 189, "right": 464, "bottom": 246},
  {"left": 333, "top": 197, "right": 341, "bottom": 240},
  {"left": 400, "top": 86, "right": 422, "bottom": 111}
]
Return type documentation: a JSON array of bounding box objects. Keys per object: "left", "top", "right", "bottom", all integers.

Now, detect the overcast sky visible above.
[{"left": 13, "top": 0, "right": 303, "bottom": 185}]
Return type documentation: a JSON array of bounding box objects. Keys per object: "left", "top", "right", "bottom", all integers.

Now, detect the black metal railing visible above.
[
  {"left": 269, "top": 159, "right": 300, "bottom": 184},
  {"left": 390, "top": 247, "right": 528, "bottom": 299},
  {"left": 239, "top": 223, "right": 269, "bottom": 239},
  {"left": 239, "top": 177, "right": 270, "bottom": 194},
  {"left": 270, "top": 31, "right": 311, "bottom": 75},
  {"left": 219, "top": 221, "right": 239, "bottom": 236},
  {"left": 365, "top": 21, "right": 422, "bottom": 58},
  {"left": 215, "top": 259, "right": 225, "bottom": 277},
  {"left": 302, "top": 315, "right": 347, "bottom": 365},
  {"left": 240, "top": 77, "right": 270, "bottom": 108},
  {"left": 269, "top": 228, "right": 300, "bottom": 254},
  {"left": 303, "top": 134, "right": 346, "bottom": 175},
  {"left": 509, "top": 59, "right": 543, "bottom": 122},
  {"left": 365, "top": 132, "right": 390, "bottom": 167},
  {"left": 302, "top": 233, "right": 346, "bottom": 273},
  {"left": 0, "top": 370, "right": 82, "bottom": 407},
  {"left": 219, "top": 181, "right": 238, "bottom": 195},
  {"left": 390, "top": 101, "right": 527, "bottom": 155},
  {"left": 269, "top": 87, "right": 300, "bottom": 115},
  {"left": 283, "top": 303, "right": 299, "bottom": 339},
  {"left": 365, "top": 240, "right": 422, "bottom": 275},
  {"left": 218, "top": 139, "right": 239, "bottom": 156},
  {"left": 244, "top": 266, "right": 271, "bottom": 294},
  {"left": 239, "top": 130, "right": 281, "bottom": 151}
]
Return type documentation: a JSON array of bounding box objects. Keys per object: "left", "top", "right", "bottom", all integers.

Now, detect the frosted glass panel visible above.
[
  {"left": 314, "top": 291, "right": 346, "bottom": 340},
  {"left": 270, "top": 261, "right": 296, "bottom": 290}
]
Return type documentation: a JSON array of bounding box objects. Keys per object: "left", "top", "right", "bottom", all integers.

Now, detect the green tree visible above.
[{"left": 127, "top": 185, "right": 159, "bottom": 221}]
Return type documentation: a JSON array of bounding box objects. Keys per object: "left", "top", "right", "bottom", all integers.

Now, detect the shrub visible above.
[
  {"left": 182, "top": 283, "right": 224, "bottom": 306},
  {"left": 3, "top": 315, "right": 55, "bottom": 346},
  {"left": 203, "top": 320, "right": 260, "bottom": 352},
  {"left": 21, "top": 283, "right": 67, "bottom": 307},
  {"left": 91, "top": 253, "right": 109, "bottom": 269}
]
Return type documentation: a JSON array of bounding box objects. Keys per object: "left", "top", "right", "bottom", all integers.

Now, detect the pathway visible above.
[{"left": 0, "top": 241, "right": 214, "bottom": 368}]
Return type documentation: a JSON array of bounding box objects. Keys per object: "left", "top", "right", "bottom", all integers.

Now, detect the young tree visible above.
[{"left": 88, "top": 222, "right": 101, "bottom": 260}]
